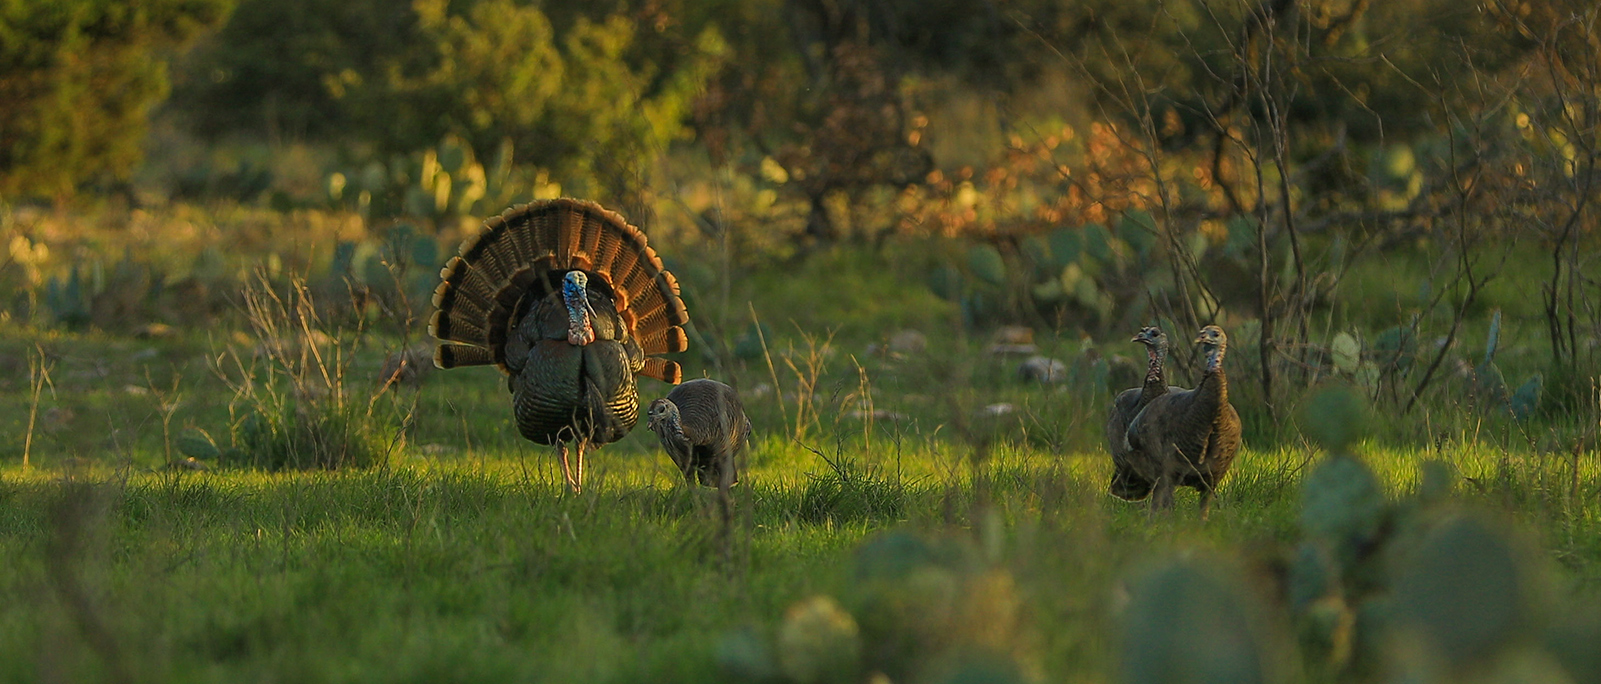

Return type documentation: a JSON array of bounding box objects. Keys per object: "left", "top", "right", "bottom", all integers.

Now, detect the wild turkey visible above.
[
  {"left": 1124, "top": 325, "right": 1242, "bottom": 517},
  {"left": 1104, "top": 326, "right": 1182, "bottom": 501},
  {"left": 646, "top": 378, "right": 752, "bottom": 488},
  {"left": 430, "top": 198, "right": 689, "bottom": 492}
]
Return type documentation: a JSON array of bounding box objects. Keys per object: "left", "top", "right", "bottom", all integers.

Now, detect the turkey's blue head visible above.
[
  {"left": 562, "top": 271, "right": 596, "bottom": 346},
  {"left": 1195, "top": 325, "right": 1227, "bottom": 372}
]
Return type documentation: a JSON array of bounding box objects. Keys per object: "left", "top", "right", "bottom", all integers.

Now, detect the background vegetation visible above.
[{"left": 1, "top": 0, "right": 1599, "bottom": 682}]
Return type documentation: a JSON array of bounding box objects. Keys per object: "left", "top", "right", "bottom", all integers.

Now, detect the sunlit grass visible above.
[{"left": 2, "top": 423, "right": 1599, "bottom": 682}]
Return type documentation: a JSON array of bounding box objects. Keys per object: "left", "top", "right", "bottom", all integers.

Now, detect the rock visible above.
[
  {"left": 136, "top": 323, "right": 176, "bottom": 339},
  {"left": 982, "top": 403, "right": 1016, "bottom": 416},
  {"left": 990, "top": 326, "right": 1034, "bottom": 346},
  {"left": 986, "top": 343, "right": 1038, "bottom": 357},
  {"left": 889, "top": 329, "right": 928, "bottom": 355},
  {"left": 1017, "top": 355, "right": 1067, "bottom": 383},
  {"left": 848, "top": 409, "right": 910, "bottom": 422}
]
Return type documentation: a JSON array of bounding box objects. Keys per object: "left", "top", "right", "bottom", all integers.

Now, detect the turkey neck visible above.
[
  {"left": 1189, "top": 344, "right": 1228, "bottom": 420},
  {"left": 1140, "top": 341, "right": 1167, "bottom": 396},
  {"left": 562, "top": 277, "right": 594, "bottom": 344},
  {"left": 659, "top": 411, "right": 691, "bottom": 449}
]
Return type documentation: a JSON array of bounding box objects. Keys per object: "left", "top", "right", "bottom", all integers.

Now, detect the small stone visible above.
[
  {"left": 1017, "top": 355, "right": 1067, "bottom": 383},
  {"left": 982, "top": 403, "right": 1016, "bottom": 416},
  {"left": 991, "top": 326, "right": 1034, "bottom": 346},
  {"left": 888, "top": 329, "right": 928, "bottom": 355}
]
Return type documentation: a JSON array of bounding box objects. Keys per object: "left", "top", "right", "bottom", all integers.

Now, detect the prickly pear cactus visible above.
[
  {"left": 1300, "top": 454, "right": 1387, "bottom": 572},
  {"left": 1509, "top": 374, "right": 1542, "bottom": 420},
  {"left": 1390, "top": 515, "right": 1539, "bottom": 671},
  {"left": 714, "top": 627, "right": 779, "bottom": 682},
  {"left": 967, "top": 244, "right": 1007, "bottom": 286},
  {"left": 1120, "top": 558, "right": 1268, "bottom": 684},
  {"left": 1046, "top": 226, "right": 1082, "bottom": 267},
  {"left": 175, "top": 428, "right": 223, "bottom": 461},
  {"left": 1116, "top": 211, "right": 1157, "bottom": 261},
  {"left": 1300, "top": 384, "right": 1370, "bottom": 454},
  {"left": 1372, "top": 322, "right": 1417, "bottom": 372},
  {"left": 777, "top": 595, "right": 862, "bottom": 684},
  {"left": 1331, "top": 332, "right": 1361, "bottom": 375}
]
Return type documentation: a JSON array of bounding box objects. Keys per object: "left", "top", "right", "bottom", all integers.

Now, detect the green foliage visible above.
[
  {"left": 1547, "top": 605, "right": 1601, "bottom": 683},
  {"left": 215, "top": 274, "right": 405, "bottom": 471},
  {"left": 325, "top": 135, "right": 519, "bottom": 226},
  {"left": 1509, "top": 375, "right": 1543, "bottom": 421},
  {"left": 733, "top": 321, "right": 774, "bottom": 361},
  {"left": 1390, "top": 515, "right": 1535, "bottom": 668},
  {"left": 747, "top": 531, "right": 1034, "bottom": 684},
  {"left": 1120, "top": 557, "right": 1268, "bottom": 684},
  {"left": 776, "top": 595, "right": 861, "bottom": 684},
  {"left": 169, "top": 0, "right": 416, "bottom": 140},
  {"left": 0, "top": 0, "right": 231, "bottom": 198},
  {"left": 965, "top": 244, "right": 1006, "bottom": 286},
  {"left": 1371, "top": 323, "right": 1417, "bottom": 372},
  {"left": 1330, "top": 332, "right": 1361, "bottom": 375},
  {"left": 43, "top": 265, "right": 91, "bottom": 328},
  {"left": 229, "top": 397, "right": 391, "bottom": 471},
  {"left": 798, "top": 453, "right": 906, "bottom": 526},
  {"left": 926, "top": 216, "right": 1172, "bottom": 329},
  {"left": 1300, "top": 455, "right": 1387, "bottom": 571},
  {"left": 171, "top": 158, "right": 273, "bottom": 202},
  {"left": 178, "top": 0, "right": 728, "bottom": 206},
  {"left": 175, "top": 427, "right": 222, "bottom": 461},
  {"left": 1299, "top": 385, "right": 1370, "bottom": 453}
]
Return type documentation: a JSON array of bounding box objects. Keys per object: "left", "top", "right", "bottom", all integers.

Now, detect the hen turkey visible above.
[
  {"left": 1105, "top": 326, "right": 1182, "bottom": 501},
  {"left": 1124, "top": 325, "right": 1242, "bottom": 517},
  {"left": 430, "top": 199, "right": 689, "bottom": 491},
  {"left": 647, "top": 378, "right": 751, "bottom": 489}
]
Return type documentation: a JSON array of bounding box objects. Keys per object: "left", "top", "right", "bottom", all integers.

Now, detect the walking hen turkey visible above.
[
  {"left": 647, "top": 379, "right": 751, "bottom": 489},
  {"left": 1124, "top": 325, "right": 1242, "bottom": 517},
  {"left": 1105, "top": 326, "right": 1181, "bottom": 501},
  {"left": 431, "top": 199, "right": 689, "bottom": 492}
]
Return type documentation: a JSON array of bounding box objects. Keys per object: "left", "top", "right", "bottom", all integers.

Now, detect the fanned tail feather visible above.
[
  {"left": 639, "top": 326, "right": 689, "bottom": 355},
  {"left": 431, "top": 198, "right": 689, "bottom": 379},
  {"left": 436, "top": 343, "right": 495, "bottom": 369},
  {"left": 641, "top": 358, "right": 682, "bottom": 384}
]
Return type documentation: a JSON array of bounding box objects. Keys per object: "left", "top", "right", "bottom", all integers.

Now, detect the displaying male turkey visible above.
[
  {"left": 1123, "top": 325, "right": 1242, "bottom": 517},
  {"left": 430, "top": 199, "right": 689, "bottom": 492},
  {"left": 1104, "top": 326, "right": 1181, "bottom": 501},
  {"left": 647, "top": 378, "right": 752, "bottom": 489}
]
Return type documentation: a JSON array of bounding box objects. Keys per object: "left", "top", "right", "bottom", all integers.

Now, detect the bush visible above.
[
  {"left": 230, "top": 399, "right": 392, "bottom": 471},
  {"left": 214, "top": 272, "right": 407, "bottom": 471}
]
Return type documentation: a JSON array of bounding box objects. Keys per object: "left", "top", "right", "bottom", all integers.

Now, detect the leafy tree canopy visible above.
[{"left": 0, "top": 0, "right": 231, "bottom": 200}]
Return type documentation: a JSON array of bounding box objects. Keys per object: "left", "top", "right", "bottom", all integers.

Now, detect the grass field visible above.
[{"left": 2, "top": 321, "right": 1599, "bottom": 684}]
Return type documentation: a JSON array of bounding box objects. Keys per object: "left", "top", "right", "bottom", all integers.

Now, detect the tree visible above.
[
  {"left": 172, "top": 0, "right": 728, "bottom": 219},
  {"left": 0, "top": 0, "right": 231, "bottom": 200}
]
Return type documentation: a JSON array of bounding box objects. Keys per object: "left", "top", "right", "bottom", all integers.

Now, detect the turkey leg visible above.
[
  {"left": 574, "top": 438, "right": 588, "bottom": 492},
  {"left": 558, "top": 442, "right": 581, "bottom": 493}
]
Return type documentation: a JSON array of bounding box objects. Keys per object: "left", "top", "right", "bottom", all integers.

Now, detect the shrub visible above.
[{"left": 214, "top": 272, "right": 407, "bottom": 470}]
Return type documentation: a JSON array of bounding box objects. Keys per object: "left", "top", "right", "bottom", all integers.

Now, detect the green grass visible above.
[
  {"left": 3, "top": 394, "right": 1600, "bottom": 682},
  {"left": 1, "top": 310, "right": 1599, "bottom": 682}
]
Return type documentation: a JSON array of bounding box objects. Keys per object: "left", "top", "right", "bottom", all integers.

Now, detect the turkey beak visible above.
[
  {"left": 1130, "top": 335, "right": 1143, "bottom": 343},
  {"left": 1194, "top": 333, "right": 1208, "bottom": 344}
]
